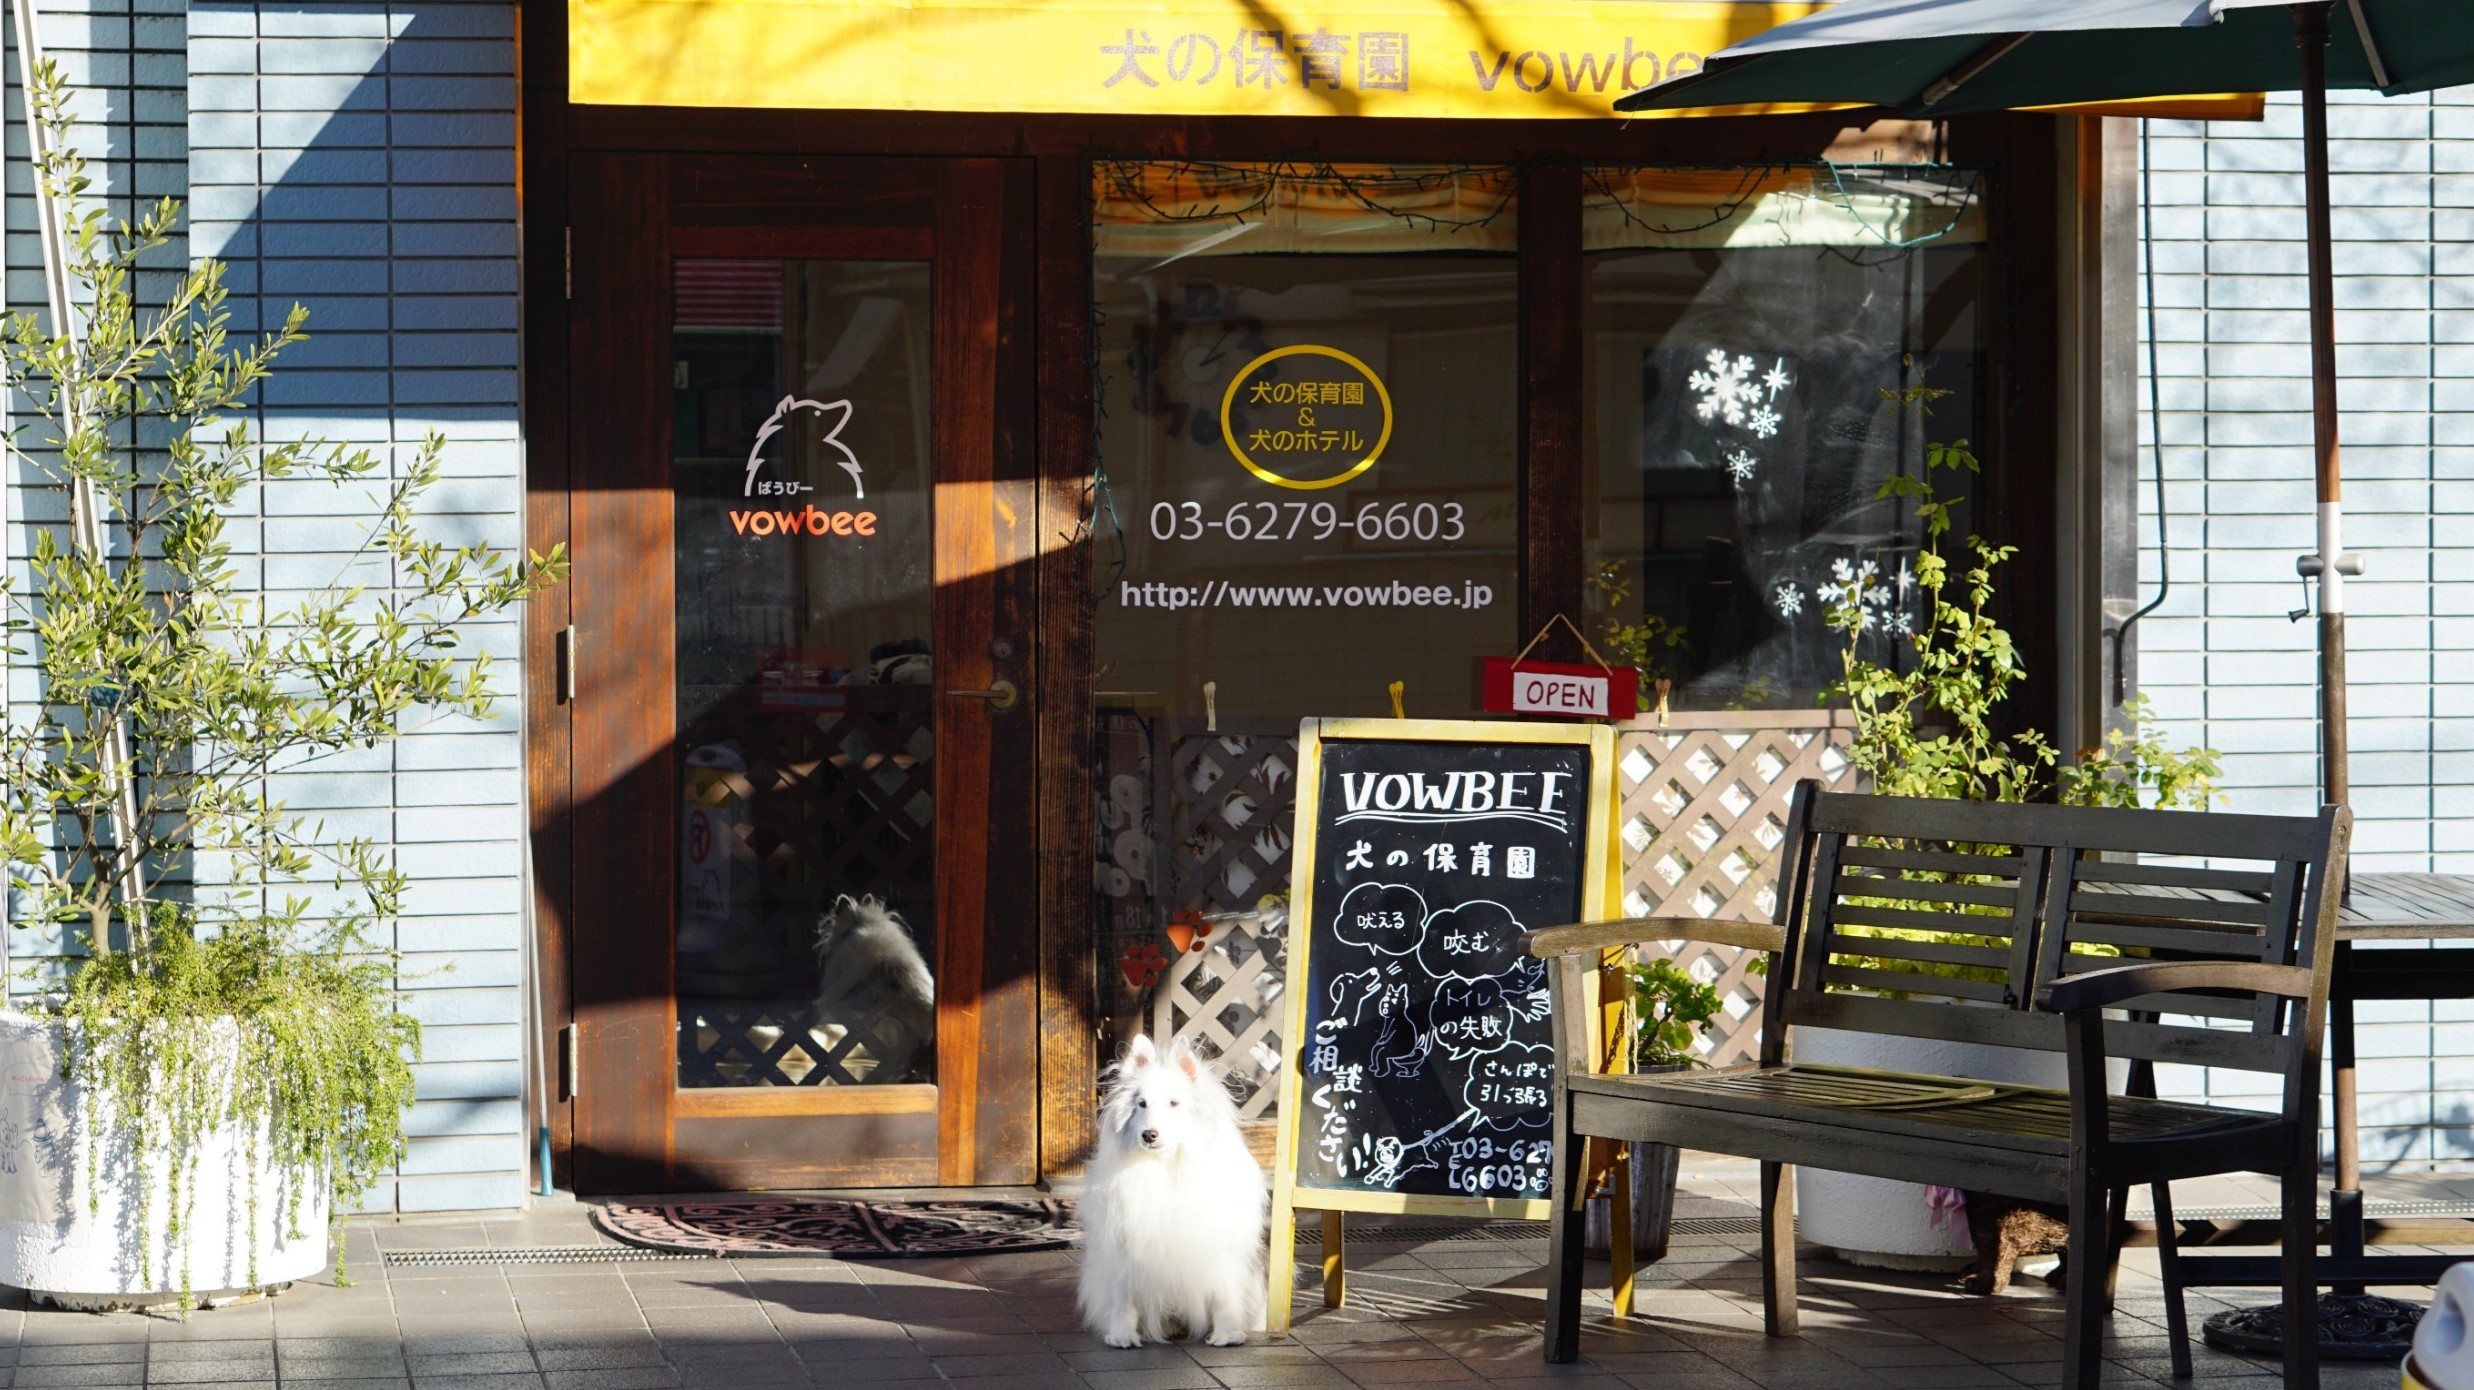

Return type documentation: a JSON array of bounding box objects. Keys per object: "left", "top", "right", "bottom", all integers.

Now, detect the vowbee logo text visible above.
[
  {"left": 734, "top": 395, "right": 871, "bottom": 539},
  {"left": 1335, "top": 770, "right": 1574, "bottom": 833},
  {"left": 727, "top": 505, "right": 878, "bottom": 538}
]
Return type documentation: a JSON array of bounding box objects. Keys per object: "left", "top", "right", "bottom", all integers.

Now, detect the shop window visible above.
[
  {"left": 1090, "top": 162, "right": 1521, "bottom": 1071},
  {"left": 1582, "top": 166, "right": 1986, "bottom": 710},
  {"left": 1091, "top": 162, "right": 1521, "bottom": 725}
]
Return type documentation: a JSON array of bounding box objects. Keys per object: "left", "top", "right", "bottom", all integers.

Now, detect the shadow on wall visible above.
[{"left": 194, "top": 2, "right": 530, "bottom": 1211}]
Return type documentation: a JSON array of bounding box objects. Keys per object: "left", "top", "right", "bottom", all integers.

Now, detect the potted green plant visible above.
[
  {"left": 0, "top": 65, "right": 563, "bottom": 1310},
  {"left": 1794, "top": 381, "right": 2217, "bottom": 1267},
  {"left": 1583, "top": 956, "right": 1724, "bottom": 1262}
]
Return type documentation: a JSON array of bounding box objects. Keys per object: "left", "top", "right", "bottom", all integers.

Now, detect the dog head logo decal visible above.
[
  {"left": 730, "top": 397, "right": 876, "bottom": 540},
  {"left": 744, "top": 395, "right": 865, "bottom": 501}
]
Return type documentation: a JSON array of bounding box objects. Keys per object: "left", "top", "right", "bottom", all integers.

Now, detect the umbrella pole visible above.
[
  {"left": 2297, "top": 3, "right": 2350, "bottom": 827},
  {"left": 2300, "top": 0, "right": 2392, "bottom": 1330}
]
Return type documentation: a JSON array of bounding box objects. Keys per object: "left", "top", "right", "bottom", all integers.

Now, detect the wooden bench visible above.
[{"left": 1527, "top": 785, "right": 2351, "bottom": 1390}]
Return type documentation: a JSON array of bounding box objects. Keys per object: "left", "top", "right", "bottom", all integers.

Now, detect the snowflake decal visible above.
[
  {"left": 1773, "top": 582, "right": 1804, "bottom": 618},
  {"left": 1800, "top": 553, "right": 1921, "bottom": 638},
  {"left": 1725, "top": 449, "right": 1756, "bottom": 485},
  {"left": 1762, "top": 359, "right": 1792, "bottom": 401},
  {"left": 1819, "top": 559, "right": 1891, "bottom": 625},
  {"left": 1748, "top": 405, "right": 1781, "bottom": 439},
  {"left": 1688, "top": 349, "right": 1760, "bottom": 426}
]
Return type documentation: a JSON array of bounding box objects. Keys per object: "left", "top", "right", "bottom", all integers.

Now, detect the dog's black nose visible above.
[{"left": 1140, "top": 1128, "right": 1159, "bottom": 1145}]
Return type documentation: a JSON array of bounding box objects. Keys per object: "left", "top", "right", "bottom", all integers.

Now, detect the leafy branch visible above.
[{"left": 1819, "top": 375, "right": 2220, "bottom": 986}]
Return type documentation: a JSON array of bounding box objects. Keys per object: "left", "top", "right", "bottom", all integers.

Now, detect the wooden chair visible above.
[{"left": 1526, "top": 783, "right": 2351, "bottom": 1390}]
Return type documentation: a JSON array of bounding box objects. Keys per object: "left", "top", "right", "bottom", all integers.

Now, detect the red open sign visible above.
[{"left": 1479, "top": 657, "right": 1638, "bottom": 721}]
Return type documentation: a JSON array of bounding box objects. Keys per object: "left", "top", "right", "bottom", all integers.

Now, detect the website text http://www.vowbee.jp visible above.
[{"left": 1117, "top": 578, "right": 1497, "bottom": 610}]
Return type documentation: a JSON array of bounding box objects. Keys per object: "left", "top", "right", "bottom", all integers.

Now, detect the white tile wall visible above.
[
  {"left": 2140, "top": 90, "right": 2474, "bottom": 1166},
  {"left": 2, "top": 0, "right": 528, "bottom": 1211}
]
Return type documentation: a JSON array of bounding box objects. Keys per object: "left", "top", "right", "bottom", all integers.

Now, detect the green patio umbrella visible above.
[{"left": 1623, "top": 0, "right": 2474, "bottom": 1368}]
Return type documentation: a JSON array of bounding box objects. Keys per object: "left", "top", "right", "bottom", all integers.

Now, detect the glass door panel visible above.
[
  {"left": 671, "top": 258, "right": 939, "bottom": 1089},
  {"left": 569, "top": 152, "right": 1033, "bottom": 1192}
]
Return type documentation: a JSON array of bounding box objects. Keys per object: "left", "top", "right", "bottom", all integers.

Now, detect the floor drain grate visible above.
[
  {"left": 1295, "top": 1221, "right": 1541, "bottom": 1245},
  {"left": 384, "top": 1245, "right": 713, "bottom": 1267},
  {"left": 1671, "top": 1216, "right": 1765, "bottom": 1235},
  {"left": 2170, "top": 1200, "right": 2474, "bottom": 1224},
  {"left": 1294, "top": 1217, "right": 1775, "bottom": 1243}
]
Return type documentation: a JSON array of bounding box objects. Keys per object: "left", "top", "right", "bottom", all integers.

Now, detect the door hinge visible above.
[
  {"left": 557, "top": 624, "right": 577, "bottom": 703},
  {"left": 560, "top": 1022, "right": 579, "bottom": 1102},
  {"left": 563, "top": 226, "right": 573, "bottom": 301}
]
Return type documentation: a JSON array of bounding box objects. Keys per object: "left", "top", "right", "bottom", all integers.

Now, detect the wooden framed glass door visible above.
[{"left": 565, "top": 154, "right": 1037, "bottom": 1191}]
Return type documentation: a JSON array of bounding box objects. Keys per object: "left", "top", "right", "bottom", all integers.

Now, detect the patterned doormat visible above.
[{"left": 590, "top": 1198, "right": 1079, "bottom": 1258}]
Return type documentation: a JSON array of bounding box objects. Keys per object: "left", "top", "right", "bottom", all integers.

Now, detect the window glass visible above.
[
  {"left": 1091, "top": 163, "right": 1523, "bottom": 1074},
  {"left": 1092, "top": 163, "right": 1520, "bottom": 724},
  {"left": 672, "top": 257, "right": 939, "bottom": 1089},
  {"left": 1583, "top": 166, "right": 1986, "bottom": 710}
]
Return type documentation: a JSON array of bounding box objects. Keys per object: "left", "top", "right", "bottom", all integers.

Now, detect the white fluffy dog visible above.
[
  {"left": 1077, "top": 1035, "right": 1268, "bottom": 1348},
  {"left": 811, "top": 895, "right": 936, "bottom": 1078}
]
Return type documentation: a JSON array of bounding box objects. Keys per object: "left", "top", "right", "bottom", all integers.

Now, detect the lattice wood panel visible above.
[
  {"left": 1614, "top": 712, "right": 1857, "bottom": 1068},
  {"left": 1095, "top": 712, "right": 1162, "bottom": 1029},
  {"left": 1153, "top": 727, "right": 1295, "bottom": 1099},
  {"left": 677, "top": 688, "right": 937, "bottom": 1088},
  {"left": 1150, "top": 906, "right": 1288, "bottom": 1119},
  {"left": 1160, "top": 726, "right": 1297, "bottom": 919},
  {"left": 1094, "top": 712, "right": 1851, "bottom": 1105},
  {"left": 1093, "top": 719, "right": 1298, "bottom": 1103}
]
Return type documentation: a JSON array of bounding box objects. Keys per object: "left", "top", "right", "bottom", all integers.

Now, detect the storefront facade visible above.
[
  {"left": 41, "top": 0, "right": 2474, "bottom": 1213},
  {"left": 0, "top": 0, "right": 2183, "bottom": 1208},
  {"left": 517, "top": 0, "right": 2180, "bottom": 1194}
]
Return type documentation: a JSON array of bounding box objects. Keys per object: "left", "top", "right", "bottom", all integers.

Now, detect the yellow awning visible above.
[{"left": 571, "top": 0, "right": 2264, "bottom": 122}]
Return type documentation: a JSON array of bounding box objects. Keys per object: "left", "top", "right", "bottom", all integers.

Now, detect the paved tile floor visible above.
[{"left": 0, "top": 1161, "right": 2458, "bottom": 1389}]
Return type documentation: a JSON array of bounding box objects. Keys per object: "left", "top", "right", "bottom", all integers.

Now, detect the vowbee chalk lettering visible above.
[{"left": 1333, "top": 769, "right": 1573, "bottom": 830}]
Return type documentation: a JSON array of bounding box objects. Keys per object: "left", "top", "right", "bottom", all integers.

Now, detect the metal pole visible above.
[
  {"left": 2296, "top": 2, "right": 2350, "bottom": 822},
  {"left": 2296, "top": 0, "right": 2371, "bottom": 1307}
]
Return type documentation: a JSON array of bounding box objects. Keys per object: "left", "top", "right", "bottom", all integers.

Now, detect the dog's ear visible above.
[
  {"left": 1125, "top": 1034, "right": 1157, "bottom": 1070},
  {"left": 1167, "top": 1037, "right": 1204, "bottom": 1082}
]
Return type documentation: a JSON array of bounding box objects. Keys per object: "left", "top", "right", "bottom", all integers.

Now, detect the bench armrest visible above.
[
  {"left": 1525, "top": 916, "right": 1787, "bottom": 959},
  {"left": 2035, "top": 960, "right": 2313, "bottom": 1015}
]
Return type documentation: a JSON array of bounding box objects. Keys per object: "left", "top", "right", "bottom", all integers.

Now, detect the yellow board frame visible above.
[{"left": 1267, "top": 716, "right": 1617, "bottom": 1332}]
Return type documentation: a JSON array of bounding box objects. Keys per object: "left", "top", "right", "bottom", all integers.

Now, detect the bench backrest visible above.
[{"left": 1768, "top": 785, "right": 2349, "bottom": 1076}]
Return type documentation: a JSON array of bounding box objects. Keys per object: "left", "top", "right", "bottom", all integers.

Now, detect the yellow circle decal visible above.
[{"left": 1219, "top": 345, "right": 1394, "bottom": 491}]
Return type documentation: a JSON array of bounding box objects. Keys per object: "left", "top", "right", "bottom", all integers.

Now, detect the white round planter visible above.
[
  {"left": 1790, "top": 1025, "right": 2071, "bottom": 1270},
  {"left": 0, "top": 1011, "right": 329, "bottom": 1309}
]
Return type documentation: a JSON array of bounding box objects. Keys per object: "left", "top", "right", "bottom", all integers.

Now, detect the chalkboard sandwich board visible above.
[{"left": 1267, "top": 718, "right": 1616, "bottom": 1331}]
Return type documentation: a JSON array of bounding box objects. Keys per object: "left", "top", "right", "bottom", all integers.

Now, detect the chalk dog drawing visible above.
[
  {"left": 1315, "top": 966, "right": 1425, "bottom": 1080},
  {"left": 745, "top": 395, "right": 866, "bottom": 500},
  {"left": 1307, "top": 880, "right": 1561, "bottom": 1192},
  {"left": 1360, "top": 1106, "right": 1483, "bottom": 1187}
]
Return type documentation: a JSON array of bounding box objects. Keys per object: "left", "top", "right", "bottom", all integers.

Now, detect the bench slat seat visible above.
[
  {"left": 1528, "top": 785, "right": 2351, "bottom": 1390},
  {"left": 1566, "top": 1064, "right": 2287, "bottom": 1195}
]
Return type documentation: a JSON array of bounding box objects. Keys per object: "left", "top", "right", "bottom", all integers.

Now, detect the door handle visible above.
[{"left": 945, "top": 679, "right": 1019, "bottom": 713}]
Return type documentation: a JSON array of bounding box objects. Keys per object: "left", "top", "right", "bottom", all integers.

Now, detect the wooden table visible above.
[{"left": 2170, "top": 873, "right": 2474, "bottom": 1353}]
